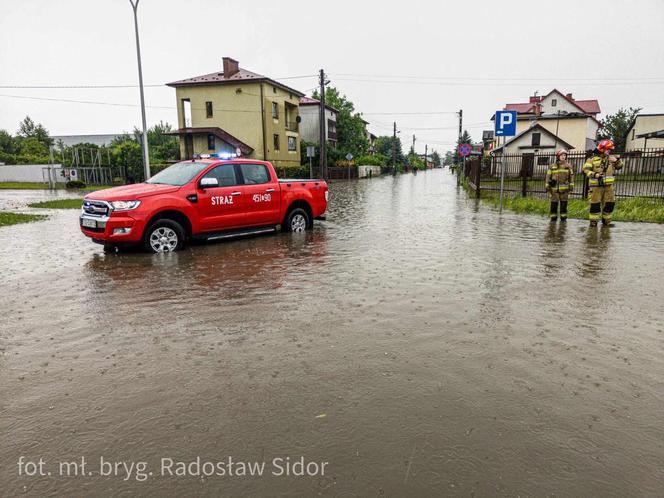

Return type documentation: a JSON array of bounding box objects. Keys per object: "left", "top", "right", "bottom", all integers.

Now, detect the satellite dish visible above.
[{"left": 296, "top": 115, "right": 302, "bottom": 123}]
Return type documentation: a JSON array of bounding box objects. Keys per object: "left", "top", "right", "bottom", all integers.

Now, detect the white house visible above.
[{"left": 298, "top": 96, "right": 338, "bottom": 148}]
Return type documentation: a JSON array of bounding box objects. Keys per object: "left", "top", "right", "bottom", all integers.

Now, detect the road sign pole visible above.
[
  {"left": 499, "top": 135, "right": 506, "bottom": 214},
  {"left": 494, "top": 110, "right": 516, "bottom": 215}
]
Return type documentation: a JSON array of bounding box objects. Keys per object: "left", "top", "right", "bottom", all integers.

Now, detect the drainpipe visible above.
[{"left": 260, "top": 83, "right": 267, "bottom": 160}]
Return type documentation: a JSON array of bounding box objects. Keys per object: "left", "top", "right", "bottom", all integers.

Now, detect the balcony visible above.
[
  {"left": 285, "top": 121, "right": 299, "bottom": 132},
  {"left": 328, "top": 130, "right": 337, "bottom": 140}
]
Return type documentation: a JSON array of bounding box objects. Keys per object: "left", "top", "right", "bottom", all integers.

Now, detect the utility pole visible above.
[
  {"left": 318, "top": 69, "right": 327, "bottom": 179},
  {"left": 129, "top": 0, "right": 150, "bottom": 180},
  {"left": 457, "top": 109, "right": 463, "bottom": 185},
  {"left": 392, "top": 121, "right": 397, "bottom": 175},
  {"left": 424, "top": 144, "right": 428, "bottom": 168},
  {"left": 412, "top": 134, "right": 416, "bottom": 155}
]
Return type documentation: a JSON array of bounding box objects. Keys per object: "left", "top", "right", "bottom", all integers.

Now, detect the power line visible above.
[
  {"left": 331, "top": 77, "right": 664, "bottom": 88},
  {"left": 332, "top": 72, "right": 664, "bottom": 82},
  {"left": 362, "top": 111, "right": 458, "bottom": 116},
  {"left": 0, "top": 93, "right": 261, "bottom": 113}
]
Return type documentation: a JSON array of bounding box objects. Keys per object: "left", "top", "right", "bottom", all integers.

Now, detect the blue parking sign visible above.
[{"left": 495, "top": 110, "right": 517, "bottom": 137}]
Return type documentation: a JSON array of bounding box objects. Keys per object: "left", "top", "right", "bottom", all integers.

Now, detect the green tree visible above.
[
  {"left": 597, "top": 107, "right": 642, "bottom": 150},
  {"left": 0, "top": 130, "right": 17, "bottom": 154},
  {"left": 374, "top": 135, "right": 404, "bottom": 165},
  {"left": 443, "top": 150, "right": 455, "bottom": 166},
  {"left": 19, "top": 137, "right": 49, "bottom": 157},
  {"left": 431, "top": 150, "right": 441, "bottom": 167},
  {"left": 111, "top": 140, "right": 143, "bottom": 183},
  {"left": 312, "top": 86, "right": 369, "bottom": 156},
  {"left": 16, "top": 116, "right": 53, "bottom": 146},
  {"left": 133, "top": 121, "right": 180, "bottom": 163}
]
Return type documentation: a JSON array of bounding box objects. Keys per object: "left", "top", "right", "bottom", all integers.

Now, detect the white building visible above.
[{"left": 298, "top": 97, "right": 338, "bottom": 148}]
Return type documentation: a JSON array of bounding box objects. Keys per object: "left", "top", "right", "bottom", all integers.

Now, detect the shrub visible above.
[
  {"left": 356, "top": 154, "right": 388, "bottom": 166},
  {"left": 65, "top": 180, "right": 87, "bottom": 189}
]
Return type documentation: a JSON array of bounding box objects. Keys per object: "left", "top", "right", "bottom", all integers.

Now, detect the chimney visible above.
[
  {"left": 222, "top": 57, "right": 239, "bottom": 78},
  {"left": 566, "top": 93, "right": 573, "bottom": 99},
  {"left": 529, "top": 95, "right": 542, "bottom": 104},
  {"left": 534, "top": 103, "right": 542, "bottom": 117}
]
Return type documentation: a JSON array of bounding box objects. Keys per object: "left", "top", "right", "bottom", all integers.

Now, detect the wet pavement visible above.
[{"left": 1, "top": 169, "right": 663, "bottom": 497}]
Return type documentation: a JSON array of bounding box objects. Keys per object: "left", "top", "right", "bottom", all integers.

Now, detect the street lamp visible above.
[{"left": 129, "top": 0, "right": 150, "bottom": 180}]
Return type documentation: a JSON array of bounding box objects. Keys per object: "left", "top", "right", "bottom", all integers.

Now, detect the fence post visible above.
[
  {"left": 582, "top": 174, "right": 589, "bottom": 199},
  {"left": 474, "top": 159, "right": 481, "bottom": 199},
  {"left": 521, "top": 175, "right": 527, "bottom": 198}
]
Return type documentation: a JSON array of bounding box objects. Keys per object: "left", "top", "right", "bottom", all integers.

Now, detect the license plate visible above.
[{"left": 81, "top": 218, "right": 97, "bottom": 228}]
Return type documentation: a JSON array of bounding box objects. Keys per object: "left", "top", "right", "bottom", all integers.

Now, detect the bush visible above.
[
  {"left": 356, "top": 154, "right": 388, "bottom": 166},
  {"left": 65, "top": 180, "right": 87, "bottom": 189},
  {"left": 276, "top": 165, "right": 311, "bottom": 179}
]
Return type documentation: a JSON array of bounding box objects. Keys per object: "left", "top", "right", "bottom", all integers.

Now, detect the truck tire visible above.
[
  {"left": 143, "top": 219, "right": 185, "bottom": 253},
  {"left": 284, "top": 207, "right": 311, "bottom": 233}
]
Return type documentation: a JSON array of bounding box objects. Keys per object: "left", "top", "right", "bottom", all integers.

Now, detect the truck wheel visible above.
[
  {"left": 143, "top": 219, "right": 185, "bottom": 253},
  {"left": 284, "top": 208, "right": 311, "bottom": 233}
]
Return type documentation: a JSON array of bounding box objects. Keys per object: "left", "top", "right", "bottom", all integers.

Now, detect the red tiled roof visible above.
[
  {"left": 573, "top": 99, "right": 601, "bottom": 114},
  {"left": 504, "top": 103, "right": 536, "bottom": 113},
  {"left": 299, "top": 96, "right": 339, "bottom": 113},
  {"left": 503, "top": 90, "right": 601, "bottom": 117},
  {"left": 166, "top": 68, "right": 304, "bottom": 97}
]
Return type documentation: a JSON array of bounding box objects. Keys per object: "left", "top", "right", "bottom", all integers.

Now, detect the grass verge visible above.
[
  {"left": 0, "top": 212, "right": 47, "bottom": 227},
  {"left": 478, "top": 191, "right": 664, "bottom": 223},
  {"left": 27, "top": 199, "right": 83, "bottom": 209}
]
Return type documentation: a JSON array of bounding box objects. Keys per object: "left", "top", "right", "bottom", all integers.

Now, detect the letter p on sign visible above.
[{"left": 495, "top": 110, "right": 517, "bottom": 137}]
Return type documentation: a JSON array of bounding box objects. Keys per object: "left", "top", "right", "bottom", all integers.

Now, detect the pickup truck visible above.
[{"left": 79, "top": 158, "right": 328, "bottom": 253}]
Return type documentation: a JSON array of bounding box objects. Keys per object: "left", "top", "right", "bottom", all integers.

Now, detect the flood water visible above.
[{"left": 1, "top": 169, "right": 663, "bottom": 497}]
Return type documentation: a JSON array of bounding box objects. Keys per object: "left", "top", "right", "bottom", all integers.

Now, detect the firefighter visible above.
[
  {"left": 545, "top": 149, "right": 574, "bottom": 222},
  {"left": 582, "top": 139, "right": 624, "bottom": 226}
]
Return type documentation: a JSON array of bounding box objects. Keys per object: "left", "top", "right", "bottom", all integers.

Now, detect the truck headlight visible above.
[{"left": 110, "top": 200, "right": 141, "bottom": 211}]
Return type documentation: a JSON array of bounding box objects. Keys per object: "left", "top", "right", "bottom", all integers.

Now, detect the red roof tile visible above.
[
  {"left": 504, "top": 103, "right": 536, "bottom": 113},
  {"left": 573, "top": 99, "right": 601, "bottom": 114},
  {"left": 166, "top": 67, "right": 304, "bottom": 96}
]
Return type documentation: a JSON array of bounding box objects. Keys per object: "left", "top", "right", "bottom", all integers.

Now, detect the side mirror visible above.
[{"left": 199, "top": 177, "right": 218, "bottom": 189}]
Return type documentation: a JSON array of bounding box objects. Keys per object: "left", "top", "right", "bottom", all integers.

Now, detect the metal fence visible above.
[{"left": 463, "top": 148, "right": 664, "bottom": 200}]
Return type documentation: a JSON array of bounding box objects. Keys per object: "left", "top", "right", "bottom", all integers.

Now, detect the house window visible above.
[
  {"left": 273, "top": 134, "right": 280, "bottom": 151},
  {"left": 551, "top": 99, "right": 557, "bottom": 107},
  {"left": 272, "top": 102, "right": 279, "bottom": 119},
  {"left": 273, "top": 86, "right": 277, "bottom": 94},
  {"left": 205, "top": 101, "right": 213, "bottom": 118},
  {"left": 632, "top": 129, "right": 635, "bottom": 140},
  {"left": 207, "top": 134, "right": 215, "bottom": 150},
  {"left": 288, "top": 136, "right": 296, "bottom": 151},
  {"left": 531, "top": 133, "right": 541, "bottom": 146},
  {"left": 537, "top": 156, "right": 550, "bottom": 166}
]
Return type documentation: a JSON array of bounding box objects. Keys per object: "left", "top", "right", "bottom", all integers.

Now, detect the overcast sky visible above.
[{"left": 1, "top": 0, "right": 663, "bottom": 153}]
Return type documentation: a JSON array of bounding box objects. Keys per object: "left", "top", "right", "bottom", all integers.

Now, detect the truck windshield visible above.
[{"left": 146, "top": 161, "right": 210, "bottom": 186}]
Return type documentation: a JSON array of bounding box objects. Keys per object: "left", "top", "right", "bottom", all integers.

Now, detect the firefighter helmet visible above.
[
  {"left": 555, "top": 149, "right": 568, "bottom": 158},
  {"left": 597, "top": 139, "right": 615, "bottom": 153}
]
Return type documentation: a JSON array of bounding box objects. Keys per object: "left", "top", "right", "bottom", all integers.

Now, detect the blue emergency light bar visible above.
[{"left": 194, "top": 152, "right": 238, "bottom": 160}]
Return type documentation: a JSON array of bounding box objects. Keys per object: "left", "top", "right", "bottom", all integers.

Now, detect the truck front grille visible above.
[{"left": 82, "top": 200, "right": 110, "bottom": 216}]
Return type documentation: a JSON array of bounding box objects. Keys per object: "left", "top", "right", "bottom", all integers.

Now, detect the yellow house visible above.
[
  {"left": 166, "top": 57, "right": 303, "bottom": 168},
  {"left": 625, "top": 114, "right": 664, "bottom": 151}
]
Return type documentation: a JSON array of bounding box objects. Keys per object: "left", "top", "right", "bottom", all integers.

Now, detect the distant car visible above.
[{"left": 80, "top": 158, "right": 328, "bottom": 253}]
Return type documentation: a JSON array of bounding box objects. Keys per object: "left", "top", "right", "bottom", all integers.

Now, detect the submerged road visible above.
[{"left": 1, "top": 169, "right": 663, "bottom": 496}]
